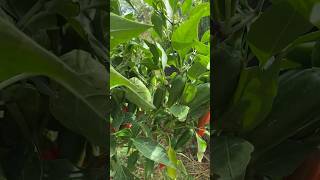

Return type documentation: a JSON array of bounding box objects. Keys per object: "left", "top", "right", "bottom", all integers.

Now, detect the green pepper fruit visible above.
[
  {"left": 188, "top": 83, "right": 210, "bottom": 113},
  {"left": 167, "top": 75, "right": 186, "bottom": 107},
  {"left": 128, "top": 102, "right": 137, "bottom": 113},
  {"left": 180, "top": 83, "right": 197, "bottom": 105},
  {"left": 174, "top": 129, "right": 194, "bottom": 151},
  {"left": 153, "top": 86, "right": 166, "bottom": 109}
]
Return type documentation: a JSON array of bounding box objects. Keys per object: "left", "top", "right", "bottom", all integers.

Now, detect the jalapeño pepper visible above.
[
  {"left": 167, "top": 74, "right": 186, "bottom": 107},
  {"left": 153, "top": 86, "right": 166, "bottom": 109},
  {"left": 174, "top": 129, "right": 194, "bottom": 151}
]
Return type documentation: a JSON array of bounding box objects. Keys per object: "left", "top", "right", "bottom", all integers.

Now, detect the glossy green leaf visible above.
[
  {"left": 110, "top": 66, "right": 155, "bottom": 110},
  {"left": 188, "top": 83, "right": 210, "bottom": 112},
  {"left": 195, "top": 40, "right": 210, "bottom": 55},
  {"left": 212, "top": 136, "right": 254, "bottom": 180},
  {"left": 201, "top": 30, "right": 210, "bottom": 43},
  {"left": 131, "top": 138, "right": 176, "bottom": 168},
  {"left": 114, "top": 128, "right": 132, "bottom": 138},
  {"left": 125, "top": 77, "right": 155, "bottom": 110},
  {"left": 181, "top": 83, "right": 197, "bottom": 104},
  {"left": 169, "top": 0, "right": 178, "bottom": 13},
  {"left": 248, "top": 69, "right": 320, "bottom": 155},
  {"left": 187, "top": 54, "right": 209, "bottom": 80},
  {"left": 111, "top": 0, "right": 121, "bottom": 14},
  {"left": 196, "top": 133, "right": 207, "bottom": 162},
  {"left": 181, "top": 0, "right": 192, "bottom": 15},
  {"left": 169, "top": 104, "right": 190, "bottom": 121},
  {"left": 156, "top": 42, "right": 168, "bottom": 70},
  {"left": 145, "top": 41, "right": 160, "bottom": 65},
  {"left": 248, "top": 0, "right": 313, "bottom": 65},
  {"left": 223, "top": 59, "right": 281, "bottom": 132},
  {"left": 171, "top": 3, "right": 209, "bottom": 53},
  {"left": 151, "top": 12, "right": 163, "bottom": 38},
  {"left": 110, "top": 13, "right": 152, "bottom": 49}
]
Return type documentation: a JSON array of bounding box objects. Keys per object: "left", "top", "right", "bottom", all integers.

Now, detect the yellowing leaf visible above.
[{"left": 167, "top": 146, "right": 177, "bottom": 179}]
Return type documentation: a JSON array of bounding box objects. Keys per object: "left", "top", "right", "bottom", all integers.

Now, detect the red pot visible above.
[{"left": 285, "top": 149, "right": 320, "bottom": 180}]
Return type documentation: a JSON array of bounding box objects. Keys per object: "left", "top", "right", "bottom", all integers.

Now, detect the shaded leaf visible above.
[
  {"left": 45, "top": 0, "right": 80, "bottom": 18},
  {"left": 0, "top": 17, "right": 107, "bottom": 148},
  {"left": 254, "top": 140, "right": 318, "bottom": 177},
  {"left": 248, "top": 0, "right": 312, "bottom": 65},
  {"left": 291, "top": 30, "right": 320, "bottom": 45},
  {"left": 312, "top": 40, "right": 320, "bottom": 67},
  {"left": 212, "top": 136, "right": 254, "bottom": 180},
  {"left": 220, "top": 59, "right": 281, "bottom": 132},
  {"left": 127, "top": 151, "right": 139, "bottom": 171}
]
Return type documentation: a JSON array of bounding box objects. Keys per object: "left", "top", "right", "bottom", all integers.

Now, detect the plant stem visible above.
[
  {"left": 213, "top": 0, "right": 221, "bottom": 21},
  {"left": 17, "top": 0, "right": 45, "bottom": 29},
  {"left": 225, "top": 0, "right": 232, "bottom": 22}
]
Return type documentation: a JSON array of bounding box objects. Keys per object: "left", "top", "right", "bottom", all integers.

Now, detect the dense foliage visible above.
[
  {"left": 213, "top": 0, "right": 320, "bottom": 179},
  {"left": 0, "top": 0, "right": 108, "bottom": 179},
  {"left": 110, "top": 0, "right": 210, "bottom": 179}
]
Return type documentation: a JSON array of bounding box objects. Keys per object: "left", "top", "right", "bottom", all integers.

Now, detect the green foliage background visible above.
[
  {"left": 0, "top": 0, "right": 108, "bottom": 179},
  {"left": 110, "top": 0, "right": 210, "bottom": 179}
]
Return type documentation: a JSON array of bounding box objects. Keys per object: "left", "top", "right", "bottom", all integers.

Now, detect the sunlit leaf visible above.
[
  {"left": 131, "top": 138, "right": 176, "bottom": 168},
  {"left": 196, "top": 133, "right": 207, "bottom": 162},
  {"left": 171, "top": 3, "right": 209, "bottom": 56},
  {"left": 110, "top": 13, "right": 152, "bottom": 49},
  {"left": 169, "top": 104, "right": 190, "bottom": 121},
  {"left": 110, "top": 66, "right": 155, "bottom": 110}
]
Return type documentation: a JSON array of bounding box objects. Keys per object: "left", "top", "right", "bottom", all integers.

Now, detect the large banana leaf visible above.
[{"left": 0, "top": 17, "right": 107, "bottom": 148}]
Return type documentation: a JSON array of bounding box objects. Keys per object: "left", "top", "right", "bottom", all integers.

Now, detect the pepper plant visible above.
[
  {"left": 0, "top": 0, "right": 108, "bottom": 179},
  {"left": 110, "top": 0, "right": 210, "bottom": 179},
  {"left": 213, "top": 0, "right": 320, "bottom": 179}
]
